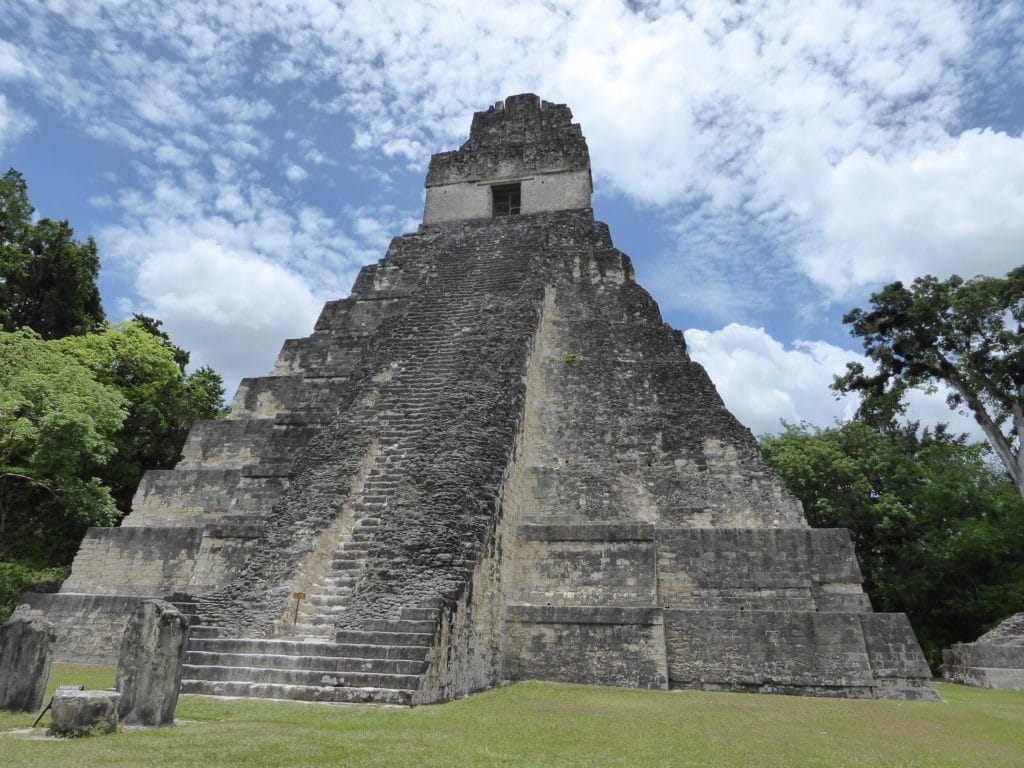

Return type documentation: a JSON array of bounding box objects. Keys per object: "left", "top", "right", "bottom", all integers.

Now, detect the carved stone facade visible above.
[{"left": 17, "top": 94, "right": 936, "bottom": 703}]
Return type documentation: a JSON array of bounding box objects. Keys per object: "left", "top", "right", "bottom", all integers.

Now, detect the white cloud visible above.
[
  {"left": 285, "top": 164, "right": 308, "bottom": 182},
  {"left": 686, "top": 324, "right": 862, "bottom": 434},
  {"left": 154, "top": 144, "right": 194, "bottom": 167},
  {"left": 0, "top": 40, "right": 33, "bottom": 79},
  {"left": 134, "top": 239, "right": 321, "bottom": 388},
  {"left": 0, "top": 94, "right": 34, "bottom": 151},
  {"left": 304, "top": 147, "right": 333, "bottom": 166},
  {"left": 96, "top": 170, "right": 371, "bottom": 396},
  {"left": 686, "top": 323, "right": 983, "bottom": 438},
  {"left": 800, "top": 129, "right": 1024, "bottom": 294}
]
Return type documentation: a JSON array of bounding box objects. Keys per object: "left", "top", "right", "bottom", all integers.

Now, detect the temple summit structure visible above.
[{"left": 16, "top": 94, "right": 937, "bottom": 704}]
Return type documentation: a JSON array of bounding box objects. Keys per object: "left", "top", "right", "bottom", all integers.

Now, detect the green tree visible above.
[
  {"left": 833, "top": 268, "right": 1024, "bottom": 499},
  {"left": 761, "top": 421, "right": 1024, "bottom": 669},
  {"left": 0, "top": 168, "right": 105, "bottom": 338},
  {"left": 0, "top": 328, "right": 127, "bottom": 563},
  {"left": 61, "top": 319, "right": 225, "bottom": 514}
]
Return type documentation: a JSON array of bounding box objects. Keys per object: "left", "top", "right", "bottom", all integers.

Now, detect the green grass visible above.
[{"left": 2, "top": 665, "right": 1022, "bottom": 767}]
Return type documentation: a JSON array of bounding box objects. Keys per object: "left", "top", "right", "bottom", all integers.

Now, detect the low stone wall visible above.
[
  {"left": 663, "top": 609, "right": 934, "bottom": 699},
  {"left": 943, "top": 643, "right": 1024, "bottom": 690},
  {"left": 656, "top": 528, "right": 871, "bottom": 612},
  {"left": 503, "top": 605, "right": 668, "bottom": 689},
  {"left": 61, "top": 527, "right": 203, "bottom": 595},
  {"left": 13, "top": 594, "right": 147, "bottom": 663}
]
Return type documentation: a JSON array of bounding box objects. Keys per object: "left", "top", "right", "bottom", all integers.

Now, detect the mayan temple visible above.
[{"left": 17, "top": 94, "right": 937, "bottom": 704}]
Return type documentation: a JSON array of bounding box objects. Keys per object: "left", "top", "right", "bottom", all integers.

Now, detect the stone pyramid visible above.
[{"left": 17, "top": 94, "right": 936, "bottom": 704}]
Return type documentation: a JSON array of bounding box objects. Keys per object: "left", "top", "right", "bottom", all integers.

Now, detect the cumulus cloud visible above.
[
  {"left": 134, "top": 239, "right": 321, "bottom": 387},
  {"left": 686, "top": 324, "right": 863, "bottom": 434},
  {"left": 800, "top": 129, "right": 1024, "bottom": 294},
  {"left": 686, "top": 323, "right": 983, "bottom": 438},
  {"left": 285, "top": 164, "right": 308, "bottom": 182},
  {"left": 96, "top": 169, "right": 371, "bottom": 396}
]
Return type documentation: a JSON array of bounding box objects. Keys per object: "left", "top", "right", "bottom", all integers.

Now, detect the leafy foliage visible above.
[
  {"left": 0, "top": 168, "right": 105, "bottom": 338},
  {"left": 0, "top": 560, "right": 69, "bottom": 624},
  {"left": 69, "top": 318, "right": 226, "bottom": 512},
  {"left": 834, "top": 268, "right": 1024, "bottom": 498},
  {"left": 761, "top": 421, "right": 1024, "bottom": 669},
  {"left": 0, "top": 170, "right": 226, "bottom": 622},
  {"left": 0, "top": 329, "right": 127, "bottom": 563},
  {"left": 0, "top": 321, "right": 226, "bottom": 571}
]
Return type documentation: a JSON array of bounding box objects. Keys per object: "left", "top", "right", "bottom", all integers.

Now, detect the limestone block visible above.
[
  {"left": 503, "top": 605, "right": 667, "bottom": 689},
  {"left": 116, "top": 599, "right": 190, "bottom": 725},
  {"left": 943, "top": 641, "right": 1024, "bottom": 691},
  {"left": 0, "top": 618, "right": 55, "bottom": 711},
  {"left": 50, "top": 690, "right": 120, "bottom": 736}
]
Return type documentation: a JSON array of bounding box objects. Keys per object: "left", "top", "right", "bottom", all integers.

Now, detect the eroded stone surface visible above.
[
  {"left": 50, "top": 690, "right": 120, "bottom": 736},
  {"left": 943, "top": 612, "right": 1024, "bottom": 690},
  {"left": 116, "top": 599, "right": 189, "bottom": 725},
  {"left": 0, "top": 618, "right": 54, "bottom": 711}
]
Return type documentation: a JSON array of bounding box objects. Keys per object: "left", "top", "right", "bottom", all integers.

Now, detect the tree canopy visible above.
[
  {"left": 0, "top": 168, "right": 105, "bottom": 338},
  {"left": 833, "top": 268, "right": 1024, "bottom": 499},
  {"left": 0, "top": 328, "right": 127, "bottom": 562},
  {"left": 761, "top": 421, "right": 1024, "bottom": 669},
  {"left": 0, "top": 169, "right": 226, "bottom": 620}
]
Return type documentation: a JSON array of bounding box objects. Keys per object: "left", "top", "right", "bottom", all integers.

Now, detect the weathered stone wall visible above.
[
  {"left": 201, "top": 212, "right": 554, "bottom": 636},
  {"left": 655, "top": 529, "right": 870, "bottom": 612},
  {"left": 943, "top": 612, "right": 1024, "bottom": 690},
  {"left": 426, "top": 94, "right": 589, "bottom": 187},
  {"left": 514, "top": 522, "right": 658, "bottom": 607},
  {"left": 423, "top": 169, "right": 593, "bottom": 224},
  {"left": 61, "top": 528, "right": 203, "bottom": 595},
  {"left": 13, "top": 594, "right": 145, "bottom": 663},
  {"left": 504, "top": 605, "right": 668, "bottom": 689}
]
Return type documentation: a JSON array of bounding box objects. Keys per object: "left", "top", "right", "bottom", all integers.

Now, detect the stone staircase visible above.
[
  {"left": 292, "top": 515, "right": 382, "bottom": 637},
  {"left": 180, "top": 607, "right": 440, "bottom": 704},
  {"left": 178, "top": 219, "right": 541, "bottom": 704}
]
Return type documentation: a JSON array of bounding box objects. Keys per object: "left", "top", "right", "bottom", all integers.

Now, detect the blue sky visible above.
[{"left": 2, "top": 0, "right": 1022, "bottom": 436}]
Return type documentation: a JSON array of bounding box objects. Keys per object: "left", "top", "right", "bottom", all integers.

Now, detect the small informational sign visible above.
[
  {"left": 291, "top": 592, "right": 306, "bottom": 632},
  {"left": 32, "top": 684, "right": 84, "bottom": 728}
]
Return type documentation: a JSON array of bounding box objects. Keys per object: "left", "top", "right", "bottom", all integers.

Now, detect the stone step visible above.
[
  {"left": 355, "top": 517, "right": 382, "bottom": 526},
  {"left": 308, "top": 614, "right": 344, "bottom": 625},
  {"left": 189, "top": 625, "right": 224, "bottom": 638},
  {"left": 292, "top": 624, "right": 333, "bottom": 638},
  {"left": 360, "top": 618, "right": 437, "bottom": 634},
  {"left": 341, "top": 541, "right": 371, "bottom": 552},
  {"left": 400, "top": 607, "right": 443, "bottom": 622},
  {"left": 315, "top": 582, "right": 355, "bottom": 593},
  {"left": 335, "top": 629, "right": 434, "bottom": 647},
  {"left": 308, "top": 594, "right": 351, "bottom": 607},
  {"left": 180, "top": 679, "right": 413, "bottom": 706},
  {"left": 183, "top": 663, "right": 422, "bottom": 690},
  {"left": 185, "top": 650, "right": 428, "bottom": 675},
  {"left": 188, "top": 637, "right": 431, "bottom": 661}
]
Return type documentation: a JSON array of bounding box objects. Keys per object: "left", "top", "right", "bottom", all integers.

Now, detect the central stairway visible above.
[
  {"left": 179, "top": 607, "right": 440, "bottom": 704},
  {"left": 175, "top": 218, "right": 541, "bottom": 705}
]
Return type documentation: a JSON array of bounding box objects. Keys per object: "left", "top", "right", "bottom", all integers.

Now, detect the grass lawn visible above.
[{"left": 1, "top": 665, "right": 1022, "bottom": 767}]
